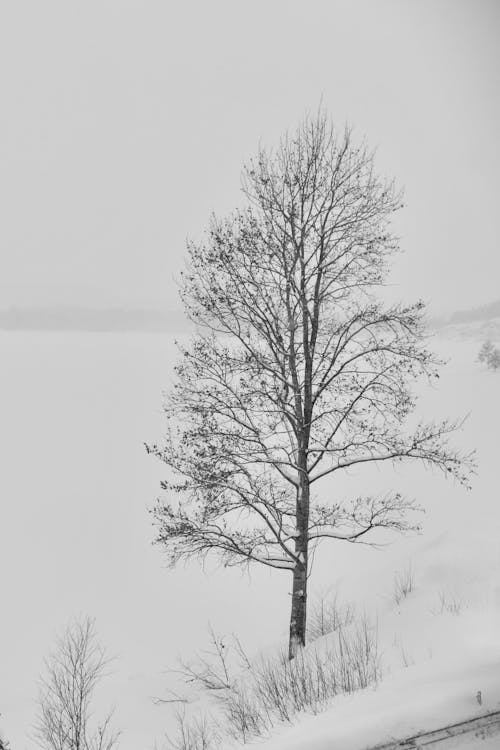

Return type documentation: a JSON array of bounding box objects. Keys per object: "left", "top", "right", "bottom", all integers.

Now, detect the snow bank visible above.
[{"left": 249, "top": 610, "right": 500, "bottom": 749}]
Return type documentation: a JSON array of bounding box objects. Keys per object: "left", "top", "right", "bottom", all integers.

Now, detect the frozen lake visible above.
[{"left": 0, "top": 332, "right": 290, "bottom": 748}]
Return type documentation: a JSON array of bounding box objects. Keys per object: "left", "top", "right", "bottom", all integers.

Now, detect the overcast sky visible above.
[{"left": 1, "top": 0, "right": 499, "bottom": 315}]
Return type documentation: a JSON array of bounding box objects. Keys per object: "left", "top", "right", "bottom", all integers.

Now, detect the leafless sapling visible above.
[{"left": 35, "top": 617, "right": 119, "bottom": 750}]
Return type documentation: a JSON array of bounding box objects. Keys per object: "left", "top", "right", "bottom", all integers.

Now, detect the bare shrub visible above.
[
  {"left": 225, "top": 616, "right": 380, "bottom": 739},
  {"left": 163, "top": 708, "right": 219, "bottom": 750},
  {"left": 166, "top": 616, "right": 380, "bottom": 746},
  {"left": 35, "top": 617, "right": 119, "bottom": 750},
  {"left": 175, "top": 626, "right": 234, "bottom": 693},
  {"left": 220, "top": 683, "right": 269, "bottom": 743},
  {"left": 393, "top": 563, "right": 414, "bottom": 606},
  {"left": 393, "top": 634, "right": 414, "bottom": 668},
  {"left": 432, "top": 590, "right": 464, "bottom": 616},
  {"left": 307, "top": 591, "right": 355, "bottom": 641}
]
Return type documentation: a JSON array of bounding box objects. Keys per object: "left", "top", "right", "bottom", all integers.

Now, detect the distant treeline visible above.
[
  {"left": 0, "top": 307, "right": 191, "bottom": 332},
  {"left": 1, "top": 300, "right": 499, "bottom": 332},
  {"left": 448, "top": 299, "right": 500, "bottom": 325}
]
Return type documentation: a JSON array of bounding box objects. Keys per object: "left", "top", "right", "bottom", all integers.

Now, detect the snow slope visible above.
[
  {"left": 246, "top": 590, "right": 500, "bottom": 750},
  {"left": 242, "top": 336, "right": 500, "bottom": 749}
]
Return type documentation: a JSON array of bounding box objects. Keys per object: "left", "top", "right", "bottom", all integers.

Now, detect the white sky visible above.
[{"left": 0, "top": 0, "right": 499, "bottom": 314}]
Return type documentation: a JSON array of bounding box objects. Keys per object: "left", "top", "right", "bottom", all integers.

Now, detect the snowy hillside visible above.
[
  {"left": 231, "top": 336, "right": 500, "bottom": 749},
  {"left": 245, "top": 564, "right": 500, "bottom": 749}
]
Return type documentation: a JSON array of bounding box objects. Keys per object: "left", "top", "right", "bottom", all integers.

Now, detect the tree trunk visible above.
[
  {"left": 288, "top": 464, "right": 310, "bottom": 659},
  {"left": 288, "top": 557, "right": 308, "bottom": 659}
]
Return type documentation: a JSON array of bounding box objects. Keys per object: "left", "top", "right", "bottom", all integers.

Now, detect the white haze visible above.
[{"left": 0, "top": 0, "right": 499, "bottom": 316}]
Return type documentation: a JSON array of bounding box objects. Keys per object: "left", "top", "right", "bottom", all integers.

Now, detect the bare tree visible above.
[
  {"left": 147, "top": 111, "right": 474, "bottom": 658},
  {"left": 478, "top": 339, "right": 500, "bottom": 370},
  {"left": 35, "top": 617, "right": 119, "bottom": 750}
]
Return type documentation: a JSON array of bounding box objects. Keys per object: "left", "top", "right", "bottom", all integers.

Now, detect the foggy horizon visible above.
[{"left": 1, "top": 296, "right": 500, "bottom": 333}]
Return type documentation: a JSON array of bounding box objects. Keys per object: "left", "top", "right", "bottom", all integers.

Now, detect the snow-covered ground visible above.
[
  {"left": 243, "top": 333, "right": 500, "bottom": 749},
  {"left": 247, "top": 570, "right": 500, "bottom": 750},
  {"left": 0, "top": 329, "right": 498, "bottom": 749}
]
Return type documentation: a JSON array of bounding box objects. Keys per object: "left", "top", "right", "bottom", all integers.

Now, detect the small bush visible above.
[
  {"left": 400, "top": 644, "right": 414, "bottom": 668},
  {"left": 431, "top": 590, "right": 464, "bottom": 616},
  {"left": 393, "top": 563, "right": 414, "bottom": 606},
  {"left": 163, "top": 708, "right": 219, "bottom": 750},
  {"left": 307, "top": 591, "right": 355, "bottom": 641},
  {"left": 163, "top": 616, "right": 381, "bottom": 748},
  {"left": 478, "top": 340, "right": 500, "bottom": 370}
]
